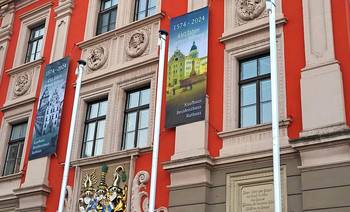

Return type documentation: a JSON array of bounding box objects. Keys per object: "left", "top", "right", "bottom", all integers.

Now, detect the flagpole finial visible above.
[
  {"left": 159, "top": 30, "right": 168, "bottom": 36},
  {"left": 78, "top": 59, "right": 86, "bottom": 66}
]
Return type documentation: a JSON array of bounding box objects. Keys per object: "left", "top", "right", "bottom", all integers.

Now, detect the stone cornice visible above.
[
  {"left": 77, "top": 13, "right": 164, "bottom": 49},
  {"left": 13, "top": 184, "right": 50, "bottom": 198},
  {"left": 163, "top": 154, "right": 214, "bottom": 172},
  {"left": 220, "top": 16, "right": 287, "bottom": 43},
  {"left": 0, "top": 172, "right": 22, "bottom": 183},
  {"left": 54, "top": 0, "right": 73, "bottom": 19},
  {"left": 0, "top": 96, "right": 36, "bottom": 112},
  {"left": 218, "top": 119, "right": 291, "bottom": 139},
  {"left": 5, "top": 57, "right": 43, "bottom": 75},
  {"left": 70, "top": 147, "right": 152, "bottom": 167},
  {"left": 19, "top": 1, "right": 52, "bottom": 20},
  {"left": 0, "top": 25, "right": 12, "bottom": 41}
]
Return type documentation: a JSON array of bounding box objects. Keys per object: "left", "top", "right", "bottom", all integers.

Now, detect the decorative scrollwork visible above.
[
  {"left": 125, "top": 29, "right": 149, "bottom": 58},
  {"left": 131, "top": 170, "right": 168, "bottom": 212},
  {"left": 86, "top": 46, "right": 108, "bottom": 71},
  {"left": 236, "top": 0, "right": 266, "bottom": 21},
  {"left": 14, "top": 72, "right": 31, "bottom": 96},
  {"left": 79, "top": 165, "right": 128, "bottom": 212}
]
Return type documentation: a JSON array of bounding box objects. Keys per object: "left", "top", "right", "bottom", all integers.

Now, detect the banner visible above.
[
  {"left": 165, "top": 7, "right": 209, "bottom": 128},
  {"left": 29, "top": 57, "right": 70, "bottom": 160}
]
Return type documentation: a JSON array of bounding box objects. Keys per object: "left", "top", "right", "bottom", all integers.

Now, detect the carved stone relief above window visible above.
[
  {"left": 13, "top": 72, "right": 32, "bottom": 97},
  {"left": 131, "top": 170, "right": 168, "bottom": 212},
  {"left": 235, "top": 0, "right": 267, "bottom": 25},
  {"left": 86, "top": 46, "right": 109, "bottom": 71},
  {"left": 125, "top": 28, "right": 150, "bottom": 58}
]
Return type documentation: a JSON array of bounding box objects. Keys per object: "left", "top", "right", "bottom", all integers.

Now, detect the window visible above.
[
  {"left": 3, "top": 122, "right": 27, "bottom": 176},
  {"left": 81, "top": 100, "right": 107, "bottom": 158},
  {"left": 134, "top": 0, "right": 157, "bottom": 21},
  {"left": 122, "top": 87, "right": 150, "bottom": 149},
  {"left": 25, "top": 23, "right": 45, "bottom": 63},
  {"left": 239, "top": 55, "right": 271, "bottom": 128},
  {"left": 96, "top": 0, "right": 118, "bottom": 35}
]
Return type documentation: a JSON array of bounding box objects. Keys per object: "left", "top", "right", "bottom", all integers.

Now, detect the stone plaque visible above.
[
  {"left": 226, "top": 166, "right": 287, "bottom": 212},
  {"left": 241, "top": 184, "right": 274, "bottom": 212}
]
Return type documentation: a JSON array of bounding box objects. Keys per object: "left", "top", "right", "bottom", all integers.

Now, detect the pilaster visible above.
[{"left": 0, "top": 1, "right": 14, "bottom": 77}]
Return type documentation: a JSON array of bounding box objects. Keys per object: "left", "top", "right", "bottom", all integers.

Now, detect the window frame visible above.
[
  {"left": 238, "top": 53, "right": 271, "bottom": 128},
  {"left": 81, "top": 99, "right": 108, "bottom": 158},
  {"left": 96, "top": 0, "right": 118, "bottom": 35},
  {"left": 133, "top": 0, "right": 157, "bottom": 21},
  {"left": 121, "top": 86, "right": 150, "bottom": 150},
  {"left": 2, "top": 122, "right": 27, "bottom": 176},
  {"left": 24, "top": 23, "right": 45, "bottom": 63}
]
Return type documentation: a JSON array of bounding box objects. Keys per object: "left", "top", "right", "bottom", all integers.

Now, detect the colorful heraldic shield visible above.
[
  {"left": 165, "top": 7, "right": 209, "bottom": 128},
  {"left": 29, "top": 57, "right": 70, "bottom": 160},
  {"left": 79, "top": 165, "right": 128, "bottom": 212}
]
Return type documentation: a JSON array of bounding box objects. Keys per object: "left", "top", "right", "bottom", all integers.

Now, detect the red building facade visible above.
[{"left": 0, "top": 0, "right": 349, "bottom": 212}]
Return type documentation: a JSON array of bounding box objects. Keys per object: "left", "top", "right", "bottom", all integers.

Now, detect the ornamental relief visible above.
[
  {"left": 79, "top": 165, "right": 128, "bottom": 212},
  {"left": 131, "top": 170, "right": 168, "bottom": 212},
  {"left": 13, "top": 72, "right": 31, "bottom": 97},
  {"left": 125, "top": 29, "right": 150, "bottom": 58},
  {"left": 235, "top": 0, "right": 267, "bottom": 25},
  {"left": 86, "top": 46, "right": 108, "bottom": 71}
]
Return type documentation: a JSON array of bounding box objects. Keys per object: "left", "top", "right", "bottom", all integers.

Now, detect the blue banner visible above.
[
  {"left": 29, "top": 57, "right": 70, "bottom": 160},
  {"left": 165, "top": 7, "right": 209, "bottom": 128}
]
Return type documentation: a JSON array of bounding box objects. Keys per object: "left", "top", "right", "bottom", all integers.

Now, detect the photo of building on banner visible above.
[
  {"left": 165, "top": 7, "right": 208, "bottom": 128},
  {"left": 29, "top": 57, "right": 70, "bottom": 160}
]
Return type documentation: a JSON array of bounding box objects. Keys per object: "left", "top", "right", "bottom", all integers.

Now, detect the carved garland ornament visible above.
[
  {"left": 87, "top": 46, "right": 108, "bottom": 71},
  {"left": 79, "top": 165, "right": 128, "bottom": 212},
  {"left": 125, "top": 29, "right": 149, "bottom": 58},
  {"left": 131, "top": 170, "right": 168, "bottom": 212},
  {"left": 14, "top": 72, "right": 31, "bottom": 96},
  {"left": 236, "top": 0, "right": 266, "bottom": 21}
]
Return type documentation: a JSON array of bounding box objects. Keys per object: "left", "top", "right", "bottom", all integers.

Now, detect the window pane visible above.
[
  {"left": 109, "top": 10, "right": 117, "bottom": 30},
  {"left": 88, "top": 103, "right": 99, "bottom": 119},
  {"left": 83, "top": 141, "right": 93, "bottom": 157},
  {"left": 241, "top": 83, "right": 256, "bottom": 106},
  {"left": 98, "top": 101, "right": 108, "bottom": 116},
  {"left": 140, "top": 88, "right": 150, "bottom": 105},
  {"left": 15, "top": 143, "right": 24, "bottom": 173},
  {"left": 126, "top": 112, "right": 137, "bottom": 131},
  {"left": 103, "top": 0, "right": 112, "bottom": 9},
  {"left": 124, "top": 132, "right": 135, "bottom": 149},
  {"left": 259, "top": 56, "right": 270, "bottom": 75},
  {"left": 241, "top": 60, "right": 257, "bottom": 80},
  {"left": 149, "top": 0, "right": 157, "bottom": 8},
  {"left": 137, "top": 129, "right": 148, "bottom": 148},
  {"left": 261, "top": 101, "right": 272, "bottom": 124},
  {"left": 94, "top": 139, "right": 103, "bottom": 155},
  {"left": 96, "top": 120, "right": 105, "bottom": 139},
  {"left": 260, "top": 79, "right": 271, "bottom": 102},
  {"left": 241, "top": 105, "right": 257, "bottom": 127},
  {"left": 139, "top": 0, "right": 147, "bottom": 11},
  {"left": 148, "top": 7, "right": 156, "bottom": 16},
  {"left": 11, "top": 123, "right": 27, "bottom": 141},
  {"left": 3, "top": 160, "right": 15, "bottom": 176},
  {"left": 112, "top": 0, "right": 118, "bottom": 6},
  {"left": 137, "top": 11, "right": 146, "bottom": 20},
  {"left": 139, "top": 109, "right": 149, "bottom": 129},
  {"left": 85, "top": 123, "right": 96, "bottom": 141},
  {"left": 128, "top": 92, "right": 140, "bottom": 108}
]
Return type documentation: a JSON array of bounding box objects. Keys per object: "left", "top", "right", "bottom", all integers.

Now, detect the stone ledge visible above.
[
  {"left": 163, "top": 154, "right": 214, "bottom": 172},
  {"left": 70, "top": 147, "right": 152, "bottom": 167},
  {"left": 0, "top": 172, "right": 22, "bottom": 183},
  {"left": 5, "top": 58, "right": 43, "bottom": 75},
  {"left": 13, "top": 184, "right": 50, "bottom": 198}
]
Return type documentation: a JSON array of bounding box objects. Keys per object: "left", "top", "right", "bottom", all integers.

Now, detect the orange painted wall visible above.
[
  {"left": 282, "top": 0, "right": 305, "bottom": 139},
  {"left": 332, "top": 0, "right": 350, "bottom": 127}
]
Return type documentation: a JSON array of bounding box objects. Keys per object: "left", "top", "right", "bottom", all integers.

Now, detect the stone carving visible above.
[
  {"left": 236, "top": 0, "right": 266, "bottom": 21},
  {"left": 131, "top": 170, "right": 168, "bottom": 212},
  {"left": 63, "top": 186, "right": 73, "bottom": 212},
  {"left": 87, "top": 46, "right": 108, "bottom": 71},
  {"left": 14, "top": 72, "right": 31, "bottom": 96},
  {"left": 79, "top": 165, "right": 128, "bottom": 212},
  {"left": 125, "top": 29, "right": 149, "bottom": 58}
]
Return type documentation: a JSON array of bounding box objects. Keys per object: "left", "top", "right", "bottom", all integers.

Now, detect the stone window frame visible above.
[
  {"left": 84, "top": 0, "right": 161, "bottom": 40},
  {"left": 71, "top": 69, "right": 157, "bottom": 161},
  {"left": 218, "top": 0, "right": 289, "bottom": 157},
  {"left": 13, "top": 2, "right": 51, "bottom": 67},
  {"left": 0, "top": 106, "right": 33, "bottom": 179}
]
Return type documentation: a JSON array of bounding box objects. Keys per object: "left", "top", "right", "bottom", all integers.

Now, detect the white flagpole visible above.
[
  {"left": 148, "top": 30, "right": 168, "bottom": 212},
  {"left": 58, "top": 60, "right": 86, "bottom": 212},
  {"left": 266, "top": 1, "right": 282, "bottom": 212}
]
